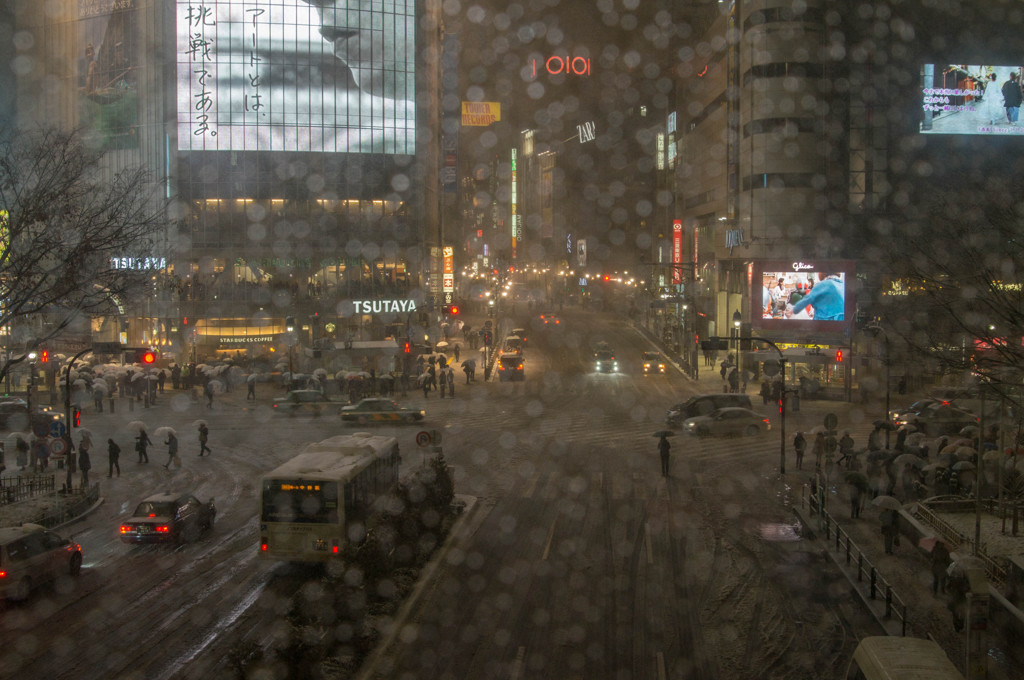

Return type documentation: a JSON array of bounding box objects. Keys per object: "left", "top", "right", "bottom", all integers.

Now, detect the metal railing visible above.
[
  {"left": 914, "top": 502, "right": 1008, "bottom": 588},
  {"left": 0, "top": 473, "right": 56, "bottom": 505},
  {"left": 803, "top": 487, "right": 910, "bottom": 636}
]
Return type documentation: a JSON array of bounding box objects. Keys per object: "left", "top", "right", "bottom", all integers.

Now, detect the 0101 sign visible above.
[{"left": 531, "top": 56, "right": 592, "bottom": 79}]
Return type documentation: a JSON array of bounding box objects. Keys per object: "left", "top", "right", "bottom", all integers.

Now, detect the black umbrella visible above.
[
  {"left": 652, "top": 430, "right": 676, "bottom": 438},
  {"left": 873, "top": 420, "right": 897, "bottom": 431},
  {"left": 845, "top": 471, "right": 869, "bottom": 490}
]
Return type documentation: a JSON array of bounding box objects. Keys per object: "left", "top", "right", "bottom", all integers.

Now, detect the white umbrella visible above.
[
  {"left": 154, "top": 426, "right": 176, "bottom": 438},
  {"left": 313, "top": 368, "right": 327, "bottom": 378},
  {"left": 247, "top": 373, "right": 258, "bottom": 383},
  {"left": 131, "top": 372, "right": 146, "bottom": 382},
  {"left": 871, "top": 495, "right": 902, "bottom": 510},
  {"left": 92, "top": 382, "right": 108, "bottom": 395},
  {"left": 127, "top": 420, "right": 147, "bottom": 432},
  {"left": 206, "top": 378, "right": 226, "bottom": 393},
  {"left": 193, "top": 420, "right": 207, "bottom": 429}
]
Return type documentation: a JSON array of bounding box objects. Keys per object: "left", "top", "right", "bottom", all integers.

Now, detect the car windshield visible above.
[
  {"left": 134, "top": 502, "right": 176, "bottom": 518},
  {"left": 596, "top": 351, "right": 614, "bottom": 360},
  {"left": 643, "top": 352, "right": 661, "bottom": 361}
]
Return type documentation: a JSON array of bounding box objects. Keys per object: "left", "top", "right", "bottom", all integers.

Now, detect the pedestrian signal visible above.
[
  {"left": 403, "top": 342, "right": 411, "bottom": 354},
  {"left": 134, "top": 349, "right": 156, "bottom": 364},
  {"left": 835, "top": 349, "right": 843, "bottom": 362},
  {"left": 40, "top": 350, "right": 49, "bottom": 363},
  {"left": 73, "top": 408, "right": 81, "bottom": 427}
]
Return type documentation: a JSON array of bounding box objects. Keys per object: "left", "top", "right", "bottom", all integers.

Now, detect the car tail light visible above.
[
  {"left": 763, "top": 419, "right": 770, "bottom": 425},
  {"left": 332, "top": 540, "right": 339, "bottom": 554},
  {"left": 156, "top": 525, "right": 170, "bottom": 533},
  {"left": 0, "top": 570, "right": 7, "bottom": 578},
  {"left": 119, "top": 525, "right": 130, "bottom": 534}
]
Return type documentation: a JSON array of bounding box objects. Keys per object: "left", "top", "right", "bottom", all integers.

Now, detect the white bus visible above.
[{"left": 258, "top": 432, "right": 400, "bottom": 563}]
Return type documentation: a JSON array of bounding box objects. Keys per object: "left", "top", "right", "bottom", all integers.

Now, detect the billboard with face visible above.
[
  {"left": 175, "top": 0, "right": 415, "bottom": 155},
  {"left": 753, "top": 260, "right": 855, "bottom": 334}
]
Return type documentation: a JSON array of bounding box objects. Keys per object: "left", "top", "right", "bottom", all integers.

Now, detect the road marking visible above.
[
  {"left": 522, "top": 472, "right": 539, "bottom": 499},
  {"left": 510, "top": 646, "right": 526, "bottom": 680},
  {"left": 656, "top": 651, "right": 667, "bottom": 680},
  {"left": 542, "top": 518, "right": 557, "bottom": 561}
]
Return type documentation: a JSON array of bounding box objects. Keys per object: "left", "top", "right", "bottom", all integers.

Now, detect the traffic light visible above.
[
  {"left": 403, "top": 341, "right": 411, "bottom": 354},
  {"left": 39, "top": 350, "right": 49, "bottom": 363},
  {"left": 835, "top": 349, "right": 843, "bottom": 362},
  {"left": 73, "top": 408, "right": 81, "bottom": 427},
  {"left": 442, "top": 305, "right": 459, "bottom": 316},
  {"left": 133, "top": 349, "right": 156, "bottom": 364}
]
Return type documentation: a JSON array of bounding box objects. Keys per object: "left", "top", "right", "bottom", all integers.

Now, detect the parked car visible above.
[
  {"left": 682, "top": 407, "right": 771, "bottom": 437},
  {"left": 502, "top": 335, "right": 524, "bottom": 356},
  {"left": 272, "top": 389, "right": 334, "bottom": 416},
  {"left": 0, "top": 523, "right": 82, "bottom": 601},
  {"left": 642, "top": 351, "right": 666, "bottom": 374},
  {"left": 666, "top": 393, "right": 753, "bottom": 426},
  {"left": 594, "top": 350, "right": 618, "bottom": 373},
  {"left": 119, "top": 493, "right": 216, "bottom": 544},
  {"left": 498, "top": 355, "right": 525, "bottom": 382},
  {"left": 340, "top": 398, "right": 425, "bottom": 424}
]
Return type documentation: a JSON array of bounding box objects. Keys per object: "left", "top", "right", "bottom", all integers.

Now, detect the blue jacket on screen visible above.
[{"left": 791, "top": 277, "right": 845, "bottom": 320}]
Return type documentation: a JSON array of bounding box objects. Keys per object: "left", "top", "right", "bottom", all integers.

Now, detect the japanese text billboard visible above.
[{"left": 176, "top": 0, "right": 415, "bottom": 154}]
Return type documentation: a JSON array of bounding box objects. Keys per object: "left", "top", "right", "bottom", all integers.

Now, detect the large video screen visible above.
[
  {"left": 920, "top": 64, "right": 1024, "bottom": 136},
  {"left": 175, "top": 0, "right": 415, "bottom": 154},
  {"left": 752, "top": 260, "right": 855, "bottom": 333}
]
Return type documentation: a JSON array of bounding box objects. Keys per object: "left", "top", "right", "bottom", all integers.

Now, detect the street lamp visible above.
[
  {"left": 285, "top": 316, "right": 296, "bottom": 380},
  {"left": 866, "top": 325, "right": 891, "bottom": 448}
]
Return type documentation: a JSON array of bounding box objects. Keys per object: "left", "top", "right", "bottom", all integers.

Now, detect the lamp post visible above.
[{"left": 866, "top": 325, "right": 891, "bottom": 449}]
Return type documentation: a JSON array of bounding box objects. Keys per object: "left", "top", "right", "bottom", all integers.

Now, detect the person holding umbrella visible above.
[
  {"left": 929, "top": 539, "right": 951, "bottom": 595},
  {"left": 793, "top": 431, "right": 806, "bottom": 470},
  {"left": 136, "top": 426, "right": 151, "bottom": 464},
  {"left": 162, "top": 429, "right": 179, "bottom": 469},
  {"left": 107, "top": 438, "right": 121, "bottom": 478}
]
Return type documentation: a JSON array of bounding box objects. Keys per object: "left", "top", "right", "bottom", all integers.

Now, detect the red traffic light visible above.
[
  {"left": 40, "top": 350, "right": 49, "bottom": 363},
  {"left": 403, "top": 342, "right": 411, "bottom": 354},
  {"left": 449, "top": 306, "right": 459, "bottom": 316},
  {"left": 835, "top": 349, "right": 843, "bottom": 363},
  {"left": 139, "top": 350, "right": 156, "bottom": 364}
]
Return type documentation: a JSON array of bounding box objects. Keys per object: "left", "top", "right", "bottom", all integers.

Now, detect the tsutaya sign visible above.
[{"left": 353, "top": 299, "right": 418, "bottom": 314}]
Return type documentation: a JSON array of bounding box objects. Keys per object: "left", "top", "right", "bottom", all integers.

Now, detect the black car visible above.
[
  {"left": 498, "top": 355, "right": 525, "bottom": 381},
  {"left": 594, "top": 350, "right": 618, "bottom": 373},
  {"left": 0, "top": 398, "right": 63, "bottom": 432},
  {"left": 119, "top": 493, "right": 216, "bottom": 544}
]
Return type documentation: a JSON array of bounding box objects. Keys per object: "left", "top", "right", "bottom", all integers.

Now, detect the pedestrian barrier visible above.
[
  {"left": 0, "top": 473, "right": 56, "bottom": 505},
  {"left": 803, "top": 485, "right": 910, "bottom": 636},
  {"left": 914, "top": 501, "right": 1008, "bottom": 588}
]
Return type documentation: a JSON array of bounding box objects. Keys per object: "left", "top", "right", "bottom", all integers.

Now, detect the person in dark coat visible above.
[
  {"left": 930, "top": 541, "right": 951, "bottom": 595},
  {"left": 837, "top": 431, "right": 855, "bottom": 468},
  {"left": 107, "top": 438, "right": 121, "bottom": 477},
  {"left": 163, "top": 432, "right": 178, "bottom": 469},
  {"left": 793, "top": 432, "right": 806, "bottom": 470},
  {"left": 446, "top": 368, "right": 455, "bottom": 397},
  {"left": 759, "top": 379, "right": 771, "bottom": 405},
  {"left": 136, "top": 429, "right": 151, "bottom": 463},
  {"left": 850, "top": 483, "right": 863, "bottom": 518},
  {"left": 78, "top": 447, "right": 91, "bottom": 487},
  {"left": 198, "top": 423, "right": 211, "bottom": 456},
  {"left": 658, "top": 435, "right": 671, "bottom": 477},
  {"left": 880, "top": 508, "right": 900, "bottom": 554}
]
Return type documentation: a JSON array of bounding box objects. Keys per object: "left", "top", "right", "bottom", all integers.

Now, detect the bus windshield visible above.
[{"left": 261, "top": 480, "right": 339, "bottom": 524}]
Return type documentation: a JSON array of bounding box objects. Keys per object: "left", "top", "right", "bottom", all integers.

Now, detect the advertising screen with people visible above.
[
  {"left": 753, "top": 260, "right": 855, "bottom": 333},
  {"left": 920, "top": 64, "right": 1024, "bottom": 136},
  {"left": 175, "top": 0, "right": 415, "bottom": 155}
]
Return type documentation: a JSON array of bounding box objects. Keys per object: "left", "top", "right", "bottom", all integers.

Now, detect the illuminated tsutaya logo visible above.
[
  {"left": 792, "top": 262, "right": 815, "bottom": 271},
  {"left": 111, "top": 257, "right": 167, "bottom": 270},
  {"left": 352, "top": 299, "right": 418, "bottom": 314}
]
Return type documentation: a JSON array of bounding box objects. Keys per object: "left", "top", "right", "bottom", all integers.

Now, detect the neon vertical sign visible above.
[{"left": 672, "top": 220, "right": 683, "bottom": 284}]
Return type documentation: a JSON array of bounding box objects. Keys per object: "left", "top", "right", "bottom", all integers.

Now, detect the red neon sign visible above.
[
  {"left": 531, "top": 56, "right": 591, "bottom": 79},
  {"left": 672, "top": 220, "right": 683, "bottom": 284}
]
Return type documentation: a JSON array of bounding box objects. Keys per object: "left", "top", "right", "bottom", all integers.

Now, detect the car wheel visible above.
[
  {"left": 69, "top": 551, "right": 83, "bottom": 576},
  {"left": 11, "top": 576, "right": 31, "bottom": 601},
  {"left": 745, "top": 425, "right": 760, "bottom": 437},
  {"left": 404, "top": 414, "right": 417, "bottom": 424},
  {"left": 358, "top": 415, "right": 369, "bottom": 425}
]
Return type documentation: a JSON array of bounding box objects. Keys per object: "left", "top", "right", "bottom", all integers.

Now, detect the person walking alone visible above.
[
  {"left": 931, "top": 541, "right": 951, "bottom": 596},
  {"left": 1002, "top": 71, "right": 1023, "bottom": 124},
  {"left": 78, "top": 445, "right": 92, "bottom": 488},
  {"left": 247, "top": 375, "right": 256, "bottom": 400},
  {"left": 446, "top": 368, "right": 455, "bottom": 398},
  {"left": 163, "top": 431, "right": 179, "bottom": 469},
  {"left": 198, "top": 422, "right": 211, "bottom": 456},
  {"left": 136, "top": 428, "right": 151, "bottom": 464},
  {"left": 793, "top": 431, "right": 806, "bottom": 470},
  {"left": 880, "top": 508, "right": 900, "bottom": 554},
  {"left": 658, "top": 434, "right": 671, "bottom": 477},
  {"left": 107, "top": 438, "right": 121, "bottom": 478}
]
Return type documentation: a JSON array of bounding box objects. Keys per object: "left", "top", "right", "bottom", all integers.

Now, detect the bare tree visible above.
[
  {"left": 0, "top": 127, "right": 168, "bottom": 382},
  {"left": 876, "top": 178, "right": 1024, "bottom": 397}
]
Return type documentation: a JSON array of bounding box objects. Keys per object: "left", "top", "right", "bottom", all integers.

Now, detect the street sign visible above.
[
  {"left": 415, "top": 431, "right": 432, "bottom": 448},
  {"left": 49, "top": 420, "right": 66, "bottom": 438},
  {"left": 762, "top": 360, "right": 780, "bottom": 377},
  {"left": 33, "top": 421, "right": 50, "bottom": 438},
  {"left": 49, "top": 437, "right": 67, "bottom": 456}
]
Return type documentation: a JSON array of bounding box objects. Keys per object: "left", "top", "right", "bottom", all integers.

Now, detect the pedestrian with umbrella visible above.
[
  {"left": 132, "top": 422, "right": 151, "bottom": 464},
  {"left": 837, "top": 431, "right": 855, "bottom": 468},
  {"left": 15, "top": 435, "right": 28, "bottom": 471},
  {"left": 247, "top": 373, "right": 257, "bottom": 400},
  {"left": 77, "top": 443, "right": 92, "bottom": 488},
  {"left": 655, "top": 431, "right": 672, "bottom": 477},
  {"left": 159, "top": 427, "right": 179, "bottom": 469},
  {"left": 872, "top": 495, "right": 902, "bottom": 554},
  {"left": 107, "top": 438, "right": 121, "bottom": 478}
]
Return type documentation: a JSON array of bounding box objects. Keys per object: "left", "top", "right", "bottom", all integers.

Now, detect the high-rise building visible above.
[{"left": 10, "top": 0, "right": 441, "bottom": 366}]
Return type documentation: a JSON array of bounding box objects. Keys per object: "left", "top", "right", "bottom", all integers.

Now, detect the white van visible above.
[
  {"left": 0, "top": 523, "right": 83, "bottom": 601},
  {"left": 845, "top": 636, "right": 964, "bottom": 680}
]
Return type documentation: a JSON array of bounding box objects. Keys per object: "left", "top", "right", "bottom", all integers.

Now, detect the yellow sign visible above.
[{"left": 461, "top": 102, "right": 501, "bottom": 126}]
